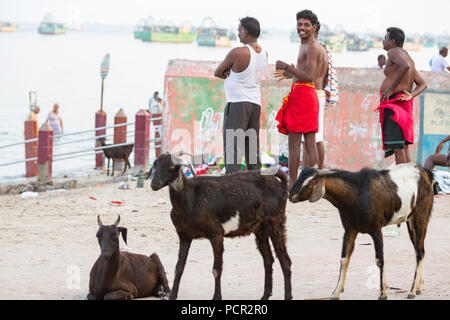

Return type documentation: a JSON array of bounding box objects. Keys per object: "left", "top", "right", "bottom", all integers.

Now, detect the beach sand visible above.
[{"left": 0, "top": 179, "right": 449, "bottom": 300}]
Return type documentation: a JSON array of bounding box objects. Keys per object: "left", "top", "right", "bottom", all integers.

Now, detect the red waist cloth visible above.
[
  {"left": 275, "top": 82, "right": 319, "bottom": 135},
  {"left": 375, "top": 92, "right": 414, "bottom": 147}
]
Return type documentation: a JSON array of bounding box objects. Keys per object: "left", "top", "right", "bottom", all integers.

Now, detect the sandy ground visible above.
[{"left": 0, "top": 179, "right": 449, "bottom": 300}]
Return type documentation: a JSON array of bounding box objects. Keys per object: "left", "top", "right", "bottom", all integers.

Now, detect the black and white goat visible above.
[
  {"left": 289, "top": 163, "right": 434, "bottom": 300},
  {"left": 146, "top": 152, "right": 292, "bottom": 300}
]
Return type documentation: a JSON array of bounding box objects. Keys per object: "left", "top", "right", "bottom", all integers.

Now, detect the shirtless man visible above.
[
  {"left": 378, "top": 27, "right": 427, "bottom": 164},
  {"left": 274, "top": 10, "right": 327, "bottom": 187}
]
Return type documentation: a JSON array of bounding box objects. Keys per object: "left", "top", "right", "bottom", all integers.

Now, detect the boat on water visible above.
[
  {"left": 197, "top": 17, "right": 233, "bottom": 47},
  {"left": 141, "top": 19, "right": 196, "bottom": 43},
  {"left": 38, "top": 14, "right": 66, "bottom": 35},
  {"left": 403, "top": 41, "right": 423, "bottom": 51},
  {"left": 346, "top": 38, "right": 369, "bottom": 52},
  {"left": 0, "top": 21, "right": 17, "bottom": 32},
  {"left": 134, "top": 18, "right": 147, "bottom": 39}
]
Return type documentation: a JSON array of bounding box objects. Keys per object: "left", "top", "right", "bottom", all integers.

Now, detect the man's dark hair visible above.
[
  {"left": 439, "top": 47, "right": 448, "bottom": 54},
  {"left": 378, "top": 54, "right": 386, "bottom": 61},
  {"left": 316, "top": 21, "right": 321, "bottom": 33},
  {"left": 296, "top": 10, "right": 319, "bottom": 27},
  {"left": 240, "top": 17, "right": 260, "bottom": 38},
  {"left": 386, "top": 27, "right": 405, "bottom": 48}
]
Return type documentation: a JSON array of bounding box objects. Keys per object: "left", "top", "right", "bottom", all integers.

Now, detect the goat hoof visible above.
[
  {"left": 378, "top": 296, "right": 388, "bottom": 300},
  {"left": 87, "top": 293, "right": 96, "bottom": 300},
  {"left": 407, "top": 293, "right": 416, "bottom": 299},
  {"left": 329, "top": 296, "right": 340, "bottom": 300},
  {"left": 285, "top": 293, "right": 293, "bottom": 300},
  {"left": 416, "top": 290, "right": 422, "bottom": 295}
]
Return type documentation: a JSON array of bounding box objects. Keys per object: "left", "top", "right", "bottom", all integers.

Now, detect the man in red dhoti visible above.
[
  {"left": 377, "top": 27, "right": 427, "bottom": 164},
  {"left": 274, "top": 10, "right": 327, "bottom": 188}
]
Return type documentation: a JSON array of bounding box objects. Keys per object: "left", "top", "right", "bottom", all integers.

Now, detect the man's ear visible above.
[
  {"left": 309, "top": 178, "right": 325, "bottom": 202},
  {"left": 118, "top": 227, "right": 127, "bottom": 245}
]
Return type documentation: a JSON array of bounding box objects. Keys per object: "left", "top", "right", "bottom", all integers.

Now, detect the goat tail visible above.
[{"left": 275, "top": 169, "right": 288, "bottom": 191}]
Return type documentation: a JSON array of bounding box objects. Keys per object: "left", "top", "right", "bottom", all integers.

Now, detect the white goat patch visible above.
[
  {"left": 301, "top": 176, "right": 315, "bottom": 189},
  {"left": 170, "top": 170, "right": 184, "bottom": 191},
  {"left": 387, "top": 164, "right": 420, "bottom": 226},
  {"left": 222, "top": 211, "right": 240, "bottom": 235}
]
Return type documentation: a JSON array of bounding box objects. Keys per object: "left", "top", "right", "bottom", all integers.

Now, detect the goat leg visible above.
[
  {"left": 103, "top": 290, "right": 133, "bottom": 300},
  {"left": 170, "top": 238, "right": 191, "bottom": 300},
  {"left": 254, "top": 227, "right": 274, "bottom": 300},
  {"left": 330, "top": 229, "right": 357, "bottom": 300},
  {"left": 150, "top": 253, "right": 171, "bottom": 299},
  {"left": 370, "top": 230, "right": 388, "bottom": 300},
  {"left": 268, "top": 223, "right": 293, "bottom": 300},
  {"left": 210, "top": 235, "right": 224, "bottom": 300}
]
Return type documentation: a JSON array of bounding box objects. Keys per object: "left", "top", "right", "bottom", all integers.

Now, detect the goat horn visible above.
[
  {"left": 113, "top": 215, "right": 120, "bottom": 227},
  {"left": 97, "top": 215, "right": 103, "bottom": 227}
]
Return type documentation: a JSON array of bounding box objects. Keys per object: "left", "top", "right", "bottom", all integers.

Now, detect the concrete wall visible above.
[{"left": 163, "top": 59, "right": 450, "bottom": 171}]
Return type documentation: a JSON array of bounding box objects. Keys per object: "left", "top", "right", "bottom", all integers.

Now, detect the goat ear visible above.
[
  {"left": 118, "top": 227, "right": 127, "bottom": 245},
  {"left": 309, "top": 178, "right": 325, "bottom": 202}
]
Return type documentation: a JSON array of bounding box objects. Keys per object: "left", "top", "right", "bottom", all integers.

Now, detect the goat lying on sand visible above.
[
  {"left": 97, "top": 137, "right": 134, "bottom": 176},
  {"left": 289, "top": 163, "right": 434, "bottom": 300},
  {"left": 87, "top": 215, "right": 170, "bottom": 300},
  {"left": 146, "top": 152, "right": 292, "bottom": 300}
]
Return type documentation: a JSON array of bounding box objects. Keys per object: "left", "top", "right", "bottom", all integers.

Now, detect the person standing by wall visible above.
[
  {"left": 376, "top": 27, "right": 427, "bottom": 164},
  {"left": 47, "top": 103, "right": 63, "bottom": 135},
  {"left": 214, "top": 16, "right": 268, "bottom": 174},
  {"left": 430, "top": 47, "right": 450, "bottom": 72},
  {"left": 274, "top": 10, "right": 326, "bottom": 187}
]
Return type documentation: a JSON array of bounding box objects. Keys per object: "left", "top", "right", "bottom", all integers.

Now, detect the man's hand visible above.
[
  {"left": 273, "top": 66, "right": 294, "bottom": 81},
  {"left": 398, "top": 90, "right": 413, "bottom": 101},
  {"left": 380, "top": 86, "right": 394, "bottom": 102},
  {"left": 223, "top": 69, "right": 230, "bottom": 78},
  {"left": 276, "top": 60, "right": 289, "bottom": 71}
]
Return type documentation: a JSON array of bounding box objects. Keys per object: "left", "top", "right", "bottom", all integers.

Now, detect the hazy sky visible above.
[{"left": 1, "top": 0, "right": 449, "bottom": 35}]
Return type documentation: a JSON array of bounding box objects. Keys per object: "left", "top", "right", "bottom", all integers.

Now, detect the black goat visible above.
[
  {"left": 98, "top": 137, "right": 134, "bottom": 176},
  {"left": 146, "top": 153, "right": 292, "bottom": 300},
  {"left": 289, "top": 163, "right": 434, "bottom": 300},
  {"left": 87, "top": 215, "right": 170, "bottom": 300}
]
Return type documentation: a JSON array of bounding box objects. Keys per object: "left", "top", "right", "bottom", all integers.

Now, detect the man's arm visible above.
[
  {"left": 214, "top": 49, "right": 237, "bottom": 79},
  {"left": 399, "top": 69, "right": 427, "bottom": 101},
  {"left": 380, "top": 49, "right": 411, "bottom": 102},
  {"left": 276, "top": 45, "right": 319, "bottom": 83},
  {"left": 435, "top": 135, "right": 450, "bottom": 154}
]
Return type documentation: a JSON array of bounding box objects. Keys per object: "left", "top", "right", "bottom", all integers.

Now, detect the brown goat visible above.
[
  {"left": 289, "top": 163, "right": 434, "bottom": 300},
  {"left": 146, "top": 153, "right": 292, "bottom": 300},
  {"left": 87, "top": 215, "right": 170, "bottom": 300},
  {"left": 98, "top": 137, "right": 134, "bottom": 176}
]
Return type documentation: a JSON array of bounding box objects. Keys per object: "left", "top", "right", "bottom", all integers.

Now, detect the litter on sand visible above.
[{"left": 20, "top": 191, "right": 38, "bottom": 199}]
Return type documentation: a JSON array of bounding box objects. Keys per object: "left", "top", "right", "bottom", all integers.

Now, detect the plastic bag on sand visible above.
[
  {"left": 21, "top": 191, "right": 38, "bottom": 199},
  {"left": 118, "top": 182, "right": 130, "bottom": 189}
]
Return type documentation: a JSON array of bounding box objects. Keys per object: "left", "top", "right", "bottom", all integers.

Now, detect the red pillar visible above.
[
  {"left": 151, "top": 113, "right": 163, "bottom": 158},
  {"left": 95, "top": 110, "right": 107, "bottom": 169},
  {"left": 113, "top": 108, "right": 127, "bottom": 172},
  {"left": 134, "top": 109, "right": 150, "bottom": 168},
  {"left": 37, "top": 123, "right": 53, "bottom": 182},
  {"left": 24, "top": 115, "right": 38, "bottom": 177}
]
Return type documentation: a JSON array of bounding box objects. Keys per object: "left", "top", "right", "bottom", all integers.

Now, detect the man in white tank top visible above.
[{"left": 214, "top": 17, "right": 268, "bottom": 174}]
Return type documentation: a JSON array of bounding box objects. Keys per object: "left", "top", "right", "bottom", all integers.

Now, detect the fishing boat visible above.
[
  {"left": 38, "top": 14, "right": 66, "bottom": 35},
  {"left": 0, "top": 21, "right": 17, "bottom": 32},
  {"left": 141, "top": 19, "right": 196, "bottom": 43},
  {"left": 324, "top": 34, "right": 345, "bottom": 53},
  {"left": 197, "top": 17, "right": 233, "bottom": 47},
  {"left": 346, "top": 38, "right": 369, "bottom": 52},
  {"left": 133, "top": 18, "right": 147, "bottom": 39}
]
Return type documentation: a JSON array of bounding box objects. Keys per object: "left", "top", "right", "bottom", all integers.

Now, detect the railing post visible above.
[
  {"left": 151, "top": 112, "right": 163, "bottom": 158},
  {"left": 134, "top": 109, "right": 150, "bottom": 169},
  {"left": 113, "top": 108, "right": 127, "bottom": 172},
  {"left": 24, "top": 113, "right": 38, "bottom": 177},
  {"left": 37, "top": 122, "right": 53, "bottom": 182},
  {"left": 95, "top": 110, "right": 107, "bottom": 169}
]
